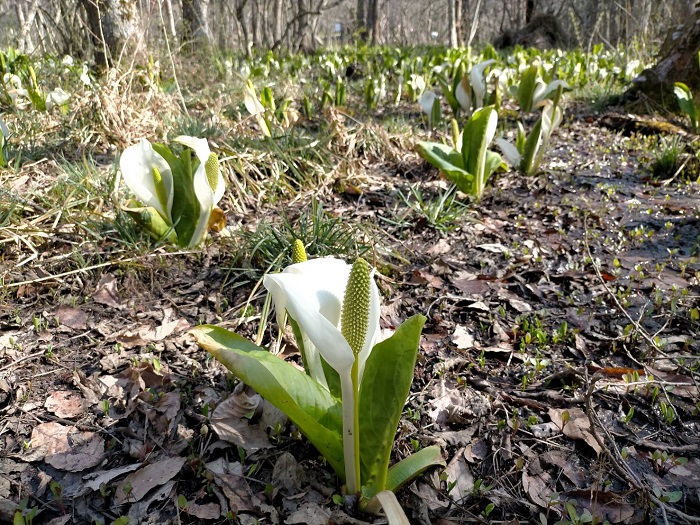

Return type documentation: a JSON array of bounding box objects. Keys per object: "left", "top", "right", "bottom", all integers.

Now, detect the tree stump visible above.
[{"left": 625, "top": 2, "right": 700, "bottom": 112}]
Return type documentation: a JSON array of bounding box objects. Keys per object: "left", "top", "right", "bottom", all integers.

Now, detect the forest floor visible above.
[{"left": 1, "top": 96, "right": 700, "bottom": 525}]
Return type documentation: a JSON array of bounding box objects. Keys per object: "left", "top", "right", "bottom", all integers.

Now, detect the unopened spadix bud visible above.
[
  {"left": 341, "top": 258, "right": 371, "bottom": 356},
  {"left": 152, "top": 166, "right": 169, "bottom": 213},
  {"left": 292, "top": 239, "right": 307, "bottom": 263}
]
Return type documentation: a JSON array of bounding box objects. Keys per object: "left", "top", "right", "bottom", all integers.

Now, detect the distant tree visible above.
[{"left": 79, "top": 0, "right": 140, "bottom": 68}]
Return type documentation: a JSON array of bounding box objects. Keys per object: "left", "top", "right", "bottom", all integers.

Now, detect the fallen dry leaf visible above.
[
  {"left": 55, "top": 305, "right": 88, "bottom": 330},
  {"left": 549, "top": 407, "right": 602, "bottom": 455},
  {"left": 410, "top": 269, "right": 444, "bottom": 288},
  {"left": 93, "top": 274, "right": 122, "bottom": 308},
  {"left": 213, "top": 473, "right": 259, "bottom": 513},
  {"left": 114, "top": 456, "right": 186, "bottom": 505},
  {"left": 285, "top": 503, "right": 332, "bottom": 525},
  {"left": 82, "top": 463, "right": 142, "bottom": 492},
  {"left": 126, "top": 480, "right": 176, "bottom": 522},
  {"left": 444, "top": 448, "right": 475, "bottom": 502},
  {"left": 562, "top": 489, "right": 634, "bottom": 523},
  {"left": 272, "top": 452, "right": 305, "bottom": 492},
  {"left": 185, "top": 501, "right": 221, "bottom": 519},
  {"left": 522, "top": 467, "right": 553, "bottom": 508},
  {"left": 451, "top": 325, "right": 474, "bottom": 350},
  {"left": 429, "top": 380, "right": 490, "bottom": 428},
  {"left": 211, "top": 383, "right": 275, "bottom": 451},
  {"left": 23, "top": 422, "right": 104, "bottom": 472},
  {"left": 44, "top": 390, "right": 87, "bottom": 419}
]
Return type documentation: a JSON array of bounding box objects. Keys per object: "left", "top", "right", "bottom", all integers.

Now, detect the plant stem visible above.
[
  {"left": 351, "top": 355, "right": 361, "bottom": 494},
  {"left": 340, "top": 373, "right": 358, "bottom": 495}
]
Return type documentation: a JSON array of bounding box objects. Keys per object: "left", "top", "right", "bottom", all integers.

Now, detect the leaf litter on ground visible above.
[{"left": 1, "top": 102, "right": 700, "bottom": 525}]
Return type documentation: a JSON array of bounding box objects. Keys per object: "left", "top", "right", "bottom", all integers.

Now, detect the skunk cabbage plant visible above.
[
  {"left": 510, "top": 62, "right": 568, "bottom": 113},
  {"left": 416, "top": 105, "right": 502, "bottom": 200},
  {"left": 191, "top": 245, "right": 444, "bottom": 517},
  {"left": 119, "top": 136, "right": 224, "bottom": 248},
  {"left": 496, "top": 85, "right": 564, "bottom": 176}
]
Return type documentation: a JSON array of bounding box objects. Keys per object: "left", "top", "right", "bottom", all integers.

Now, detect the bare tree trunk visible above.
[
  {"left": 367, "top": 0, "right": 379, "bottom": 45},
  {"left": 447, "top": 0, "right": 458, "bottom": 47},
  {"left": 273, "top": 0, "right": 284, "bottom": 43},
  {"left": 455, "top": 0, "right": 463, "bottom": 45},
  {"left": 163, "top": 0, "right": 177, "bottom": 38},
  {"left": 16, "top": 0, "right": 39, "bottom": 53},
  {"left": 251, "top": 0, "right": 260, "bottom": 46},
  {"left": 182, "top": 0, "right": 211, "bottom": 46},
  {"left": 356, "top": 0, "right": 367, "bottom": 41},
  {"left": 79, "top": 0, "right": 140, "bottom": 68}
]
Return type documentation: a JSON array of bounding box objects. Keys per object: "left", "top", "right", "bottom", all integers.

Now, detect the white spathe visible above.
[
  {"left": 263, "top": 257, "right": 382, "bottom": 385},
  {"left": 495, "top": 138, "right": 521, "bottom": 167},
  {"left": 45, "top": 87, "right": 71, "bottom": 111},
  {"left": 418, "top": 91, "right": 438, "bottom": 116},
  {"left": 470, "top": 59, "right": 496, "bottom": 108},
  {"left": 120, "top": 138, "right": 174, "bottom": 222}
]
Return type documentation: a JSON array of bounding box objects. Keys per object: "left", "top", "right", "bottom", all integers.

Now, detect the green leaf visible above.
[
  {"left": 385, "top": 445, "right": 445, "bottom": 494},
  {"left": 483, "top": 150, "right": 503, "bottom": 183},
  {"left": 359, "top": 314, "right": 426, "bottom": 497},
  {"left": 28, "top": 88, "right": 46, "bottom": 112},
  {"left": 154, "top": 143, "right": 198, "bottom": 248},
  {"left": 190, "top": 325, "right": 345, "bottom": 478},
  {"left": 517, "top": 64, "right": 539, "bottom": 112},
  {"left": 674, "top": 82, "right": 698, "bottom": 131},
  {"left": 439, "top": 76, "right": 459, "bottom": 114},
  {"left": 462, "top": 106, "right": 498, "bottom": 199},
  {"left": 415, "top": 141, "right": 473, "bottom": 193},
  {"left": 520, "top": 118, "right": 543, "bottom": 175},
  {"left": 122, "top": 203, "right": 177, "bottom": 243}
]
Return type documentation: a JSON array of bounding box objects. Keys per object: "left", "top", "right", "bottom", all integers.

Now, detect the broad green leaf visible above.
[
  {"left": 462, "top": 106, "right": 498, "bottom": 199},
  {"left": 515, "top": 122, "right": 526, "bottom": 153},
  {"left": 517, "top": 64, "right": 539, "bottom": 112},
  {"left": 359, "top": 314, "right": 426, "bottom": 497},
  {"left": 439, "top": 77, "right": 460, "bottom": 114},
  {"left": 154, "top": 144, "right": 198, "bottom": 248},
  {"left": 415, "top": 141, "right": 472, "bottom": 190},
  {"left": 674, "top": 82, "right": 698, "bottom": 131},
  {"left": 520, "top": 117, "right": 543, "bottom": 175},
  {"left": 191, "top": 325, "right": 345, "bottom": 478},
  {"left": 28, "top": 88, "right": 46, "bottom": 111},
  {"left": 385, "top": 445, "right": 445, "bottom": 494},
  {"left": 483, "top": 150, "right": 503, "bottom": 184}
]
